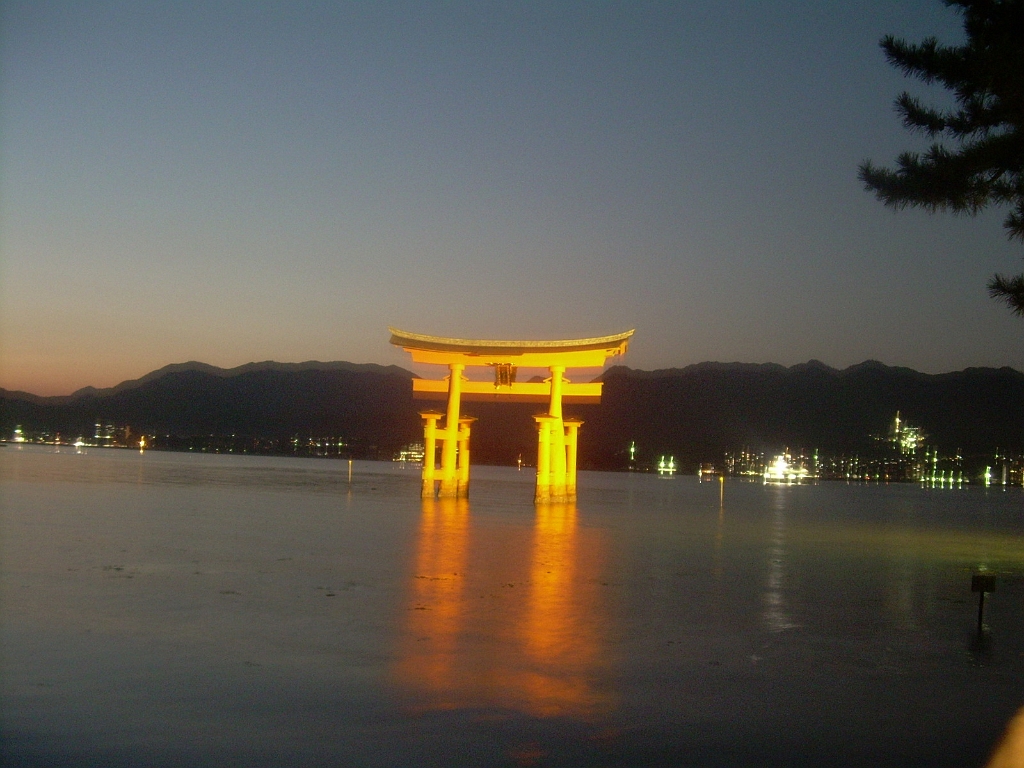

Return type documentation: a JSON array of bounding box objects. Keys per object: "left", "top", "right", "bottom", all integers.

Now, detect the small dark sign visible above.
[{"left": 972, "top": 573, "right": 996, "bottom": 593}]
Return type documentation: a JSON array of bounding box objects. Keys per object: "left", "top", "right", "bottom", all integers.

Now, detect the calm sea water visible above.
[{"left": 2, "top": 444, "right": 1023, "bottom": 767}]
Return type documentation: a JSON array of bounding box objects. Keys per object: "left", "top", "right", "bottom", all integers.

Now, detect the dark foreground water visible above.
[{"left": 2, "top": 445, "right": 1023, "bottom": 767}]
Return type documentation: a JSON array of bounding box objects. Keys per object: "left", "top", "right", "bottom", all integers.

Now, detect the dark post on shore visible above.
[{"left": 972, "top": 573, "right": 996, "bottom": 633}]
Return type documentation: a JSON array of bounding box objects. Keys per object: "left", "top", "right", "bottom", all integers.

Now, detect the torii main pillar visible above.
[{"left": 389, "top": 328, "right": 633, "bottom": 502}]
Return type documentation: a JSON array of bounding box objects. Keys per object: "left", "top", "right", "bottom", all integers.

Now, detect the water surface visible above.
[{"left": 3, "top": 445, "right": 1023, "bottom": 766}]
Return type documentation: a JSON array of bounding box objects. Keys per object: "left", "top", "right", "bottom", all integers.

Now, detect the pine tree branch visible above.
[
  {"left": 988, "top": 273, "right": 1024, "bottom": 315},
  {"left": 1007, "top": 200, "right": 1024, "bottom": 242},
  {"left": 895, "top": 93, "right": 949, "bottom": 136}
]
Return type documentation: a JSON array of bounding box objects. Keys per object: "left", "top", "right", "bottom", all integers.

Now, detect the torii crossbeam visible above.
[{"left": 389, "top": 328, "right": 634, "bottom": 502}]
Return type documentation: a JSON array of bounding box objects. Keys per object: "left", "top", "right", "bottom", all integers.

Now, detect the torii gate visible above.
[{"left": 389, "top": 328, "right": 634, "bottom": 503}]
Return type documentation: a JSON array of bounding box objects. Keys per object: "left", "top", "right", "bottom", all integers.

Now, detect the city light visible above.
[{"left": 763, "top": 453, "right": 811, "bottom": 484}]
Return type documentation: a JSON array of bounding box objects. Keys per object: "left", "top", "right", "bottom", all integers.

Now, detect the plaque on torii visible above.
[{"left": 389, "top": 328, "right": 634, "bottom": 503}]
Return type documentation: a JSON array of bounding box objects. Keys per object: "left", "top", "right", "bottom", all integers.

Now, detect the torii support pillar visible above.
[
  {"left": 534, "top": 415, "right": 556, "bottom": 503},
  {"left": 419, "top": 410, "right": 442, "bottom": 498},
  {"left": 437, "top": 364, "right": 465, "bottom": 498},
  {"left": 534, "top": 414, "right": 582, "bottom": 503},
  {"left": 457, "top": 417, "right": 476, "bottom": 498},
  {"left": 548, "top": 366, "right": 568, "bottom": 502},
  {"left": 564, "top": 418, "right": 583, "bottom": 499}
]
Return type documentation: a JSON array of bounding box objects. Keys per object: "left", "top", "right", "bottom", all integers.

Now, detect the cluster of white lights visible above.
[{"left": 764, "top": 454, "right": 810, "bottom": 483}]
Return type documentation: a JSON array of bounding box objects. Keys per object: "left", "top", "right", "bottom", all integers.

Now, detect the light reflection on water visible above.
[
  {"left": 3, "top": 445, "right": 1024, "bottom": 767},
  {"left": 392, "top": 498, "right": 613, "bottom": 718},
  {"left": 763, "top": 490, "right": 798, "bottom": 634}
]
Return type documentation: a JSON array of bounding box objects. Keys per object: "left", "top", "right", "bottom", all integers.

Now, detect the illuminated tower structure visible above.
[{"left": 389, "top": 328, "right": 633, "bottom": 502}]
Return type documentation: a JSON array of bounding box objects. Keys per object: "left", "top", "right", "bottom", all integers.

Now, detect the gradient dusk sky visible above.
[{"left": 3, "top": 1, "right": 1023, "bottom": 396}]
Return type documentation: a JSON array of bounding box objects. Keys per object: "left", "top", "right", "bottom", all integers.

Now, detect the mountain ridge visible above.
[
  {"left": 6, "top": 359, "right": 1022, "bottom": 402},
  {"left": 3, "top": 360, "right": 416, "bottom": 404},
  {"left": 4, "top": 359, "right": 1024, "bottom": 469}
]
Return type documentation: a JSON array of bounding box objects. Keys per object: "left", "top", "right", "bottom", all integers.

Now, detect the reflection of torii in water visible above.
[
  {"left": 389, "top": 328, "right": 634, "bottom": 503},
  {"left": 391, "top": 496, "right": 614, "bottom": 718}
]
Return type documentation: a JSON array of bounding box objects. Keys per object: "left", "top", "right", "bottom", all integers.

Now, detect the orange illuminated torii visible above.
[{"left": 389, "top": 328, "right": 634, "bottom": 503}]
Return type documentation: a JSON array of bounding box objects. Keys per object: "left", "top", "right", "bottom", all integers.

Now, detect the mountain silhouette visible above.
[{"left": 4, "top": 360, "right": 1023, "bottom": 469}]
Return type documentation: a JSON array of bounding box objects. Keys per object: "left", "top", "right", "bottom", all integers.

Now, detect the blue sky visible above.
[{"left": 2, "top": 1, "right": 1021, "bottom": 395}]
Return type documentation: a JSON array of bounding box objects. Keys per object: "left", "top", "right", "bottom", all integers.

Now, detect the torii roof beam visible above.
[{"left": 388, "top": 328, "right": 634, "bottom": 368}]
